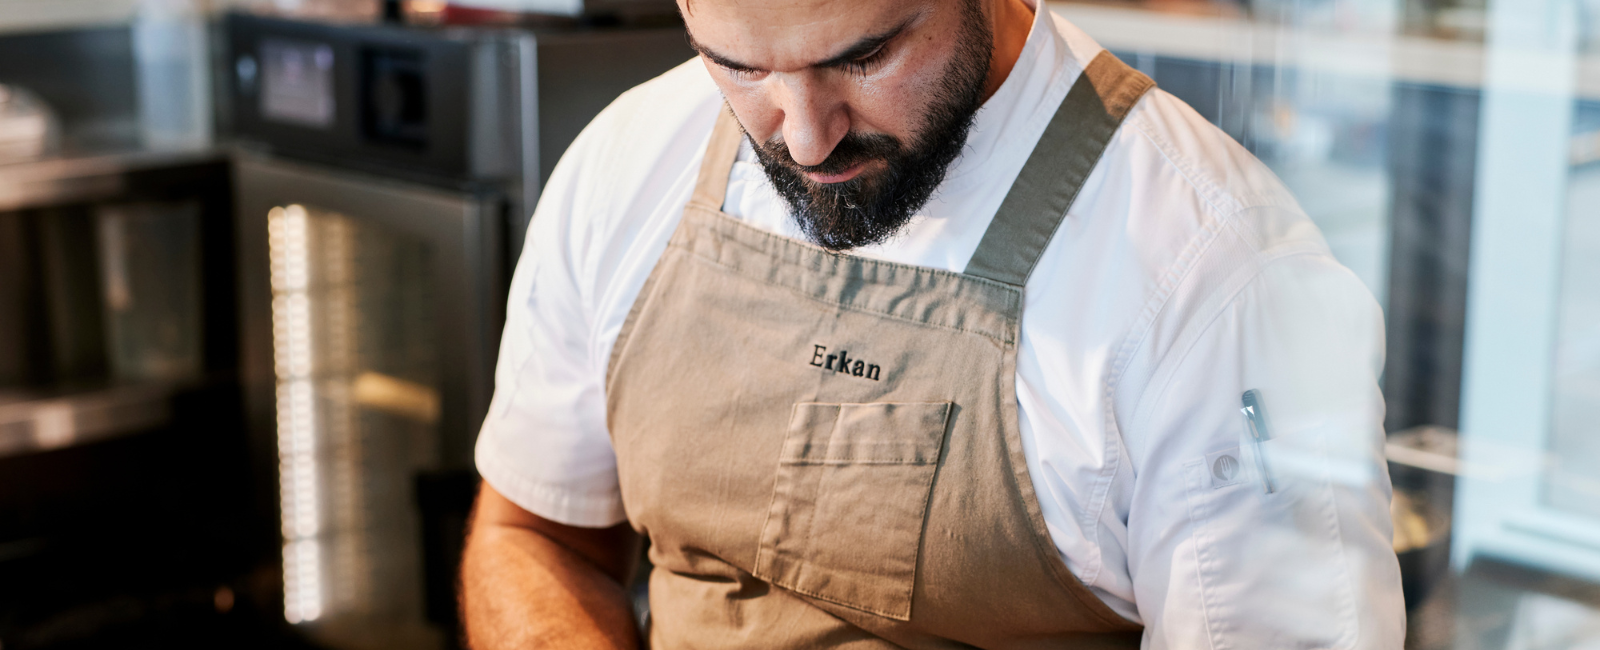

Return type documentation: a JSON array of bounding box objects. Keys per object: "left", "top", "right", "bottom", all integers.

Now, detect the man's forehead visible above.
[{"left": 680, "top": 0, "right": 934, "bottom": 71}]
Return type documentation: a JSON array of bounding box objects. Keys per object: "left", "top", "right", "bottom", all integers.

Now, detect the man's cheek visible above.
[
  {"left": 721, "top": 94, "right": 782, "bottom": 144},
  {"left": 850, "top": 81, "right": 934, "bottom": 142}
]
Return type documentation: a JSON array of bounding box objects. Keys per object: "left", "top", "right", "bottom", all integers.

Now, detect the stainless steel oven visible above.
[
  {"left": 228, "top": 12, "right": 691, "bottom": 648},
  {"left": 236, "top": 153, "right": 501, "bottom": 648}
]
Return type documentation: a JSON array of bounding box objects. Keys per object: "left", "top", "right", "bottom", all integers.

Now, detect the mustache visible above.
[{"left": 753, "top": 132, "right": 904, "bottom": 177}]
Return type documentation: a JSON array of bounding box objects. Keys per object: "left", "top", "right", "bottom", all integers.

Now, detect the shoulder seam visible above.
[
  {"left": 1100, "top": 103, "right": 1320, "bottom": 452},
  {"left": 1125, "top": 106, "right": 1243, "bottom": 221}
]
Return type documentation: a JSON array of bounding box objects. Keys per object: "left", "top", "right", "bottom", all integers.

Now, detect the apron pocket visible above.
[{"left": 753, "top": 401, "right": 951, "bottom": 621}]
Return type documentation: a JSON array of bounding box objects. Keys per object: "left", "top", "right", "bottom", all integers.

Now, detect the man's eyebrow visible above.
[
  {"left": 687, "top": 31, "right": 760, "bottom": 72},
  {"left": 687, "top": 16, "right": 917, "bottom": 74},
  {"left": 812, "top": 18, "right": 914, "bottom": 69}
]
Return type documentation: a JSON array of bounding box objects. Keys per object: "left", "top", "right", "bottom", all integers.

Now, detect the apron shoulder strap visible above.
[
  {"left": 963, "top": 51, "right": 1155, "bottom": 287},
  {"left": 691, "top": 106, "right": 745, "bottom": 210}
]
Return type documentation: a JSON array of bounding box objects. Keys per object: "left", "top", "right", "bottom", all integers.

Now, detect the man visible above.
[{"left": 462, "top": 0, "right": 1405, "bottom": 647}]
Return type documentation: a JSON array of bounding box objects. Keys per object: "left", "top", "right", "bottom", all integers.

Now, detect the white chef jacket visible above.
[{"left": 475, "top": 3, "right": 1405, "bottom": 647}]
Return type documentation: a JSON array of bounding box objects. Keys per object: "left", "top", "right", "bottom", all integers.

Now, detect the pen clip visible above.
[{"left": 1241, "top": 390, "right": 1275, "bottom": 494}]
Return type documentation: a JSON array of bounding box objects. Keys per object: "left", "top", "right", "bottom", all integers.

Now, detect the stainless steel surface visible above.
[
  {"left": 0, "top": 382, "right": 174, "bottom": 458},
  {"left": 0, "top": 210, "right": 29, "bottom": 385},
  {"left": 508, "top": 25, "right": 693, "bottom": 263},
  {"left": 236, "top": 152, "right": 501, "bottom": 648},
  {"left": 225, "top": 19, "right": 690, "bottom": 645},
  {"left": 0, "top": 147, "right": 225, "bottom": 212},
  {"left": 98, "top": 200, "right": 205, "bottom": 382},
  {"left": 0, "top": 138, "right": 251, "bottom": 644},
  {"left": 227, "top": 14, "right": 493, "bottom": 184},
  {"left": 236, "top": 153, "right": 501, "bottom": 466},
  {"left": 0, "top": 149, "right": 229, "bottom": 389},
  {"left": 36, "top": 204, "right": 108, "bottom": 382},
  {"left": 224, "top": 15, "right": 693, "bottom": 267}
]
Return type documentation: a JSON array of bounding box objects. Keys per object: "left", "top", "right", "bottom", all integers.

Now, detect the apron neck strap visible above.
[
  {"left": 691, "top": 106, "right": 745, "bottom": 210},
  {"left": 688, "top": 53, "right": 1153, "bottom": 287},
  {"left": 963, "top": 51, "right": 1154, "bottom": 287}
]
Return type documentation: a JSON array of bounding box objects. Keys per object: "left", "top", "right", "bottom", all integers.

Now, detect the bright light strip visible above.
[
  {"left": 283, "top": 539, "right": 323, "bottom": 623},
  {"left": 269, "top": 205, "right": 322, "bottom": 624}
]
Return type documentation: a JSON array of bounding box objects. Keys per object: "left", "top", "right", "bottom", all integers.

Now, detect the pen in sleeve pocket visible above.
[{"left": 1241, "top": 389, "right": 1275, "bottom": 494}]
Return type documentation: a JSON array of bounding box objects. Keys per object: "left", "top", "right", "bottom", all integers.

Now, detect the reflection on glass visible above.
[
  {"left": 1543, "top": 131, "right": 1600, "bottom": 521},
  {"left": 97, "top": 201, "right": 204, "bottom": 383},
  {"left": 1246, "top": 65, "right": 1393, "bottom": 305},
  {"left": 1068, "top": 1, "right": 1398, "bottom": 301},
  {"left": 1054, "top": 0, "right": 1600, "bottom": 646},
  {"left": 267, "top": 203, "right": 441, "bottom": 650}
]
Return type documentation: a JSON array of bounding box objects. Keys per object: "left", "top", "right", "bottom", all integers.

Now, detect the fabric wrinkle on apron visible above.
[{"left": 606, "top": 51, "right": 1155, "bottom": 649}]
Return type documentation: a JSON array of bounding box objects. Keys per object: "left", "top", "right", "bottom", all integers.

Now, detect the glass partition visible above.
[
  {"left": 1545, "top": 158, "right": 1600, "bottom": 523},
  {"left": 1049, "top": 0, "right": 1600, "bottom": 646}
]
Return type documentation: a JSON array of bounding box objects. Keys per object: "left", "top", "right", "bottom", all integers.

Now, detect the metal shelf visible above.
[
  {"left": 0, "top": 147, "right": 228, "bottom": 212},
  {"left": 0, "top": 382, "right": 175, "bottom": 459}
]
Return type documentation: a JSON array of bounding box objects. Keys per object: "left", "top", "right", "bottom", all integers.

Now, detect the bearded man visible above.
[{"left": 460, "top": 0, "right": 1406, "bottom": 647}]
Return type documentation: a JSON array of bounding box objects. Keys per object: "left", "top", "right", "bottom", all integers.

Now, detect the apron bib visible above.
[{"left": 607, "top": 51, "right": 1154, "bottom": 649}]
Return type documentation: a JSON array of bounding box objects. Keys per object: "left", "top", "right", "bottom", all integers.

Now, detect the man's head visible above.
[{"left": 682, "top": 0, "right": 997, "bottom": 251}]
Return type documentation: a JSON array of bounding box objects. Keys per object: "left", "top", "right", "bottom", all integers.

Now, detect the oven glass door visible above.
[
  {"left": 238, "top": 154, "right": 500, "bottom": 649},
  {"left": 269, "top": 201, "right": 439, "bottom": 641}
]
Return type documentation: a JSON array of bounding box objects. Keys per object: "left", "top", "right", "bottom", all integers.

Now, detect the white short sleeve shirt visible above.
[{"left": 475, "top": 5, "right": 1405, "bottom": 647}]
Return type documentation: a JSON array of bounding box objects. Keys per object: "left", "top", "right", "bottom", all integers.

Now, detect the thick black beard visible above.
[{"left": 747, "top": 1, "right": 994, "bottom": 252}]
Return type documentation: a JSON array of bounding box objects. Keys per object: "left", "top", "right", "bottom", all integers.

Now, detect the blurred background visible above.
[{"left": 0, "top": 0, "right": 1594, "bottom": 648}]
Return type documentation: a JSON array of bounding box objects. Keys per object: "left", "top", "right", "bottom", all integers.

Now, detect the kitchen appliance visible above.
[
  {"left": 227, "top": 12, "right": 691, "bottom": 648},
  {"left": 0, "top": 150, "right": 259, "bottom": 646},
  {"left": 0, "top": 18, "right": 301, "bottom": 646}
]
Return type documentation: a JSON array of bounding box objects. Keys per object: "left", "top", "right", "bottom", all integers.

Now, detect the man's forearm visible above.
[{"left": 461, "top": 522, "right": 640, "bottom": 649}]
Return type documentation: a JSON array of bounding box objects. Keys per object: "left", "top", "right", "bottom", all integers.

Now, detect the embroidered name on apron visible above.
[{"left": 809, "top": 344, "right": 882, "bottom": 380}]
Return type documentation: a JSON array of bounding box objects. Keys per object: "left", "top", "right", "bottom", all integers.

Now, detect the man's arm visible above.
[
  {"left": 1124, "top": 254, "right": 1404, "bottom": 648},
  {"left": 460, "top": 483, "right": 642, "bottom": 650}
]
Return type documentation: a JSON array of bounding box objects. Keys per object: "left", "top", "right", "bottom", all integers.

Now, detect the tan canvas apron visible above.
[{"left": 607, "top": 51, "right": 1154, "bottom": 649}]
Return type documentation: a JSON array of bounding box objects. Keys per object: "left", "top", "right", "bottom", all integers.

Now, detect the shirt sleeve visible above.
[
  {"left": 473, "top": 124, "right": 629, "bottom": 528},
  {"left": 1125, "top": 251, "right": 1406, "bottom": 649}
]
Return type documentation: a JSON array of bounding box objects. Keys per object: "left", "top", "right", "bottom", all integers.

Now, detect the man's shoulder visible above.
[
  {"left": 1079, "top": 85, "right": 1339, "bottom": 328},
  {"left": 1085, "top": 85, "right": 1363, "bottom": 376},
  {"left": 1053, "top": 14, "right": 1319, "bottom": 258},
  {"left": 1117, "top": 88, "right": 1328, "bottom": 263},
  {"left": 1093, "top": 87, "right": 1377, "bottom": 433}
]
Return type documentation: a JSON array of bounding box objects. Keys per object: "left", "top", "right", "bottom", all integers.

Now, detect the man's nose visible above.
[{"left": 776, "top": 75, "right": 849, "bottom": 168}]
